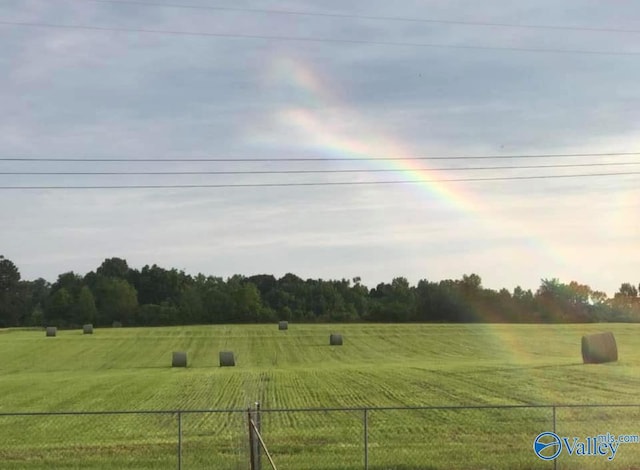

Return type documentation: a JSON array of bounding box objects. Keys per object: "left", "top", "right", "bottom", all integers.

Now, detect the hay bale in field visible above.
[
  {"left": 219, "top": 351, "right": 235, "bottom": 367},
  {"left": 582, "top": 332, "right": 618, "bottom": 364},
  {"left": 83, "top": 324, "right": 93, "bottom": 334},
  {"left": 329, "top": 333, "right": 343, "bottom": 346},
  {"left": 112, "top": 321, "right": 122, "bottom": 328},
  {"left": 172, "top": 351, "right": 187, "bottom": 368},
  {"left": 278, "top": 321, "right": 288, "bottom": 330},
  {"left": 46, "top": 327, "right": 57, "bottom": 337}
]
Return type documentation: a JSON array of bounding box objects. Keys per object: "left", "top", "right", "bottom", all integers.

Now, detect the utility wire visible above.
[
  {"left": 2, "top": 162, "right": 639, "bottom": 176},
  {"left": 1, "top": 171, "right": 638, "bottom": 189},
  {"left": 74, "top": 0, "right": 640, "bottom": 35},
  {"left": 0, "top": 20, "right": 638, "bottom": 56},
  {"left": 1, "top": 152, "right": 638, "bottom": 163}
]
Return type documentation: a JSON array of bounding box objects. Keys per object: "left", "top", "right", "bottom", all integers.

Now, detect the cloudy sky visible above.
[{"left": 0, "top": 0, "right": 638, "bottom": 296}]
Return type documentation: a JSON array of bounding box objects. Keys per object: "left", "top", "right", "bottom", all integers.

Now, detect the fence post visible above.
[
  {"left": 248, "top": 408, "right": 256, "bottom": 470},
  {"left": 553, "top": 406, "right": 557, "bottom": 470},
  {"left": 363, "top": 408, "right": 369, "bottom": 470},
  {"left": 177, "top": 411, "right": 182, "bottom": 470},
  {"left": 255, "top": 402, "right": 262, "bottom": 470}
]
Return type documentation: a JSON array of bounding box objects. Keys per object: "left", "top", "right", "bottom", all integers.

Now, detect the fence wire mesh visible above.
[
  {"left": 181, "top": 411, "right": 248, "bottom": 470},
  {"left": 554, "top": 406, "right": 640, "bottom": 469},
  {"left": 367, "top": 406, "right": 553, "bottom": 469},
  {"left": 0, "top": 412, "right": 177, "bottom": 470},
  {"left": 0, "top": 404, "right": 637, "bottom": 469},
  {"left": 259, "top": 408, "right": 364, "bottom": 470}
]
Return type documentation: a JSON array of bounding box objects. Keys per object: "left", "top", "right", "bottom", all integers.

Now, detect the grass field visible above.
[{"left": 0, "top": 323, "right": 639, "bottom": 469}]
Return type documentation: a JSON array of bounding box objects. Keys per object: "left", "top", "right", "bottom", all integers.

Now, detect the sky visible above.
[{"left": 0, "top": 0, "right": 638, "bottom": 296}]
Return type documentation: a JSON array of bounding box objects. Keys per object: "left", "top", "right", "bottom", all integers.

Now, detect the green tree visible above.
[
  {"left": 46, "top": 287, "right": 73, "bottom": 326},
  {"left": 535, "top": 279, "right": 593, "bottom": 322},
  {"left": 178, "top": 285, "right": 205, "bottom": 324},
  {"left": 369, "top": 277, "right": 415, "bottom": 322},
  {"left": 51, "top": 272, "right": 83, "bottom": 298},
  {"left": 27, "top": 278, "right": 51, "bottom": 314},
  {"left": 75, "top": 286, "right": 98, "bottom": 325},
  {"left": 0, "top": 255, "right": 20, "bottom": 292},
  {"left": 96, "top": 257, "right": 130, "bottom": 280},
  {"left": 93, "top": 277, "right": 138, "bottom": 326},
  {"left": 197, "top": 276, "right": 229, "bottom": 323},
  {"left": 275, "top": 273, "right": 310, "bottom": 320},
  {"left": 414, "top": 278, "right": 467, "bottom": 322},
  {"left": 137, "top": 302, "right": 179, "bottom": 326},
  {"left": 590, "top": 290, "right": 608, "bottom": 304},
  {"left": 460, "top": 273, "right": 482, "bottom": 293},
  {"left": 0, "top": 255, "right": 21, "bottom": 326},
  {"left": 228, "top": 277, "right": 263, "bottom": 322},
  {"left": 611, "top": 282, "right": 640, "bottom": 321},
  {"left": 29, "top": 304, "right": 45, "bottom": 327},
  {"left": 617, "top": 282, "right": 638, "bottom": 298},
  {"left": 3, "top": 276, "right": 51, "bottom": 327},
  {"left": 247, "top": 274, "right": 277, "bottom": 297},
  {"left": 130, "top": 264, "right": 188, "bottom": 306}
]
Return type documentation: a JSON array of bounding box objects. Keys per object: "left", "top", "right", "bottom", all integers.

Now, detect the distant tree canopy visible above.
[{"left": 0, "top": 255, "right": 638, "bottom": 328}]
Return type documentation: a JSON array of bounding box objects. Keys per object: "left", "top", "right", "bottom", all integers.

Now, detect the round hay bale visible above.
[
  {"left": 46, "top": 326, "right": 57, "bottom": 337},
  {"left": 329, "top": 333, "right": 343, "bottom": 346},
  {"left": 219, "top": 351, "right": 235, "bottom": 367},
  {"left": 278, "top": 321, "right": 288, "bottom": 331},
  {"left": 83, "top": 324, "right": 94, "bottom": 335},
  {"left": 172, "top": 351, "right": 188, "bottom": 368},
  {"left": 112, "top": 321, "right": 122, "bottom": 328},
  {"left": 582, "top": 332, "right": 618, "bottom": 364}
]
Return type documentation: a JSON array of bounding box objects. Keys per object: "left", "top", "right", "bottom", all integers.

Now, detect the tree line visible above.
[{"left": 0, "top": 255, "right": 639, "bottom": 328}]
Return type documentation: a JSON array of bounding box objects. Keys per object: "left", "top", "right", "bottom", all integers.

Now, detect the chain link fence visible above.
[{"left": 0, "top": 404, "right": 638, "bottom": 469}]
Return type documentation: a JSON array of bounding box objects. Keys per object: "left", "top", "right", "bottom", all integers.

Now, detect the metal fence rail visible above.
[{"left": 0, "top": 404, "right": 638, "bottom": 469}]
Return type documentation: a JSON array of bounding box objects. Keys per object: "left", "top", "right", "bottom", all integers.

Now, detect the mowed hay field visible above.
[{"left": 0, "top": 324, "right": 639, "bottom": 469}]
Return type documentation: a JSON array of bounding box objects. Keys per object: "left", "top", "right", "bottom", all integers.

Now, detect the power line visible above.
[
  {"left": 1, "top": 152, "right": 638, "bottom": 163},
  {"left": 2, "top": 162, "right": 639, "bottom": 176},
  {"left": 1, "top": 171, "right": 637, "bottom": 189},
  {"left": 74, "top": 0, "right": 640, "bottom": 35},
  {"left": 1, "top": 20, "right": 638, "bottom": 56}
]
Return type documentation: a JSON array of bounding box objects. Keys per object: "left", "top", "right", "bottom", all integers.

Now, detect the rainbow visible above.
[
  {"left": 261, "top": 56, "right": 563, "bottom": 266},
  {"left": 266, "top": 57, "right": 478, "bottom": 211},
  {"left": 254, "top": 55, "right": 602, "bottom": 403}
]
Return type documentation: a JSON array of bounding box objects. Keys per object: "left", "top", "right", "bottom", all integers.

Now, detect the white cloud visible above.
[{"left": 0, "top": 0, "right": 638, "bottom": 296}]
